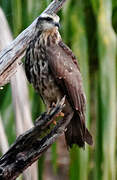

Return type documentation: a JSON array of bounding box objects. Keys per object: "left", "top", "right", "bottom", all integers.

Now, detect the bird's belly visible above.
[{"left": 41, "top": 75, "right": 62, "bottom": 106}]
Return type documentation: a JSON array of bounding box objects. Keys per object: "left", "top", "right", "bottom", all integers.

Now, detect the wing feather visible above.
[
  {"left": 59, "top": 41, "right": 80, "bottom": 70},
  {"left": 46, "top": 42, "right": 86, "bottom": 114}
]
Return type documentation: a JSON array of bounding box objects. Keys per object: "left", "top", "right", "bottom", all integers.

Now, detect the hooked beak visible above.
[{"left": 54, "top": 22, "right": 60, "bottom": 28}]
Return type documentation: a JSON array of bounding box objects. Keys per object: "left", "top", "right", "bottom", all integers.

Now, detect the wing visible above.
[
  {"left": 59, "top": 41, "right": 80, "bottom": 70},
  {"left": 46, "top": 41, "right": 86, "bottom": 117},
  {"left": 46, "top": 41, "right": 93, "bottom": 146}
]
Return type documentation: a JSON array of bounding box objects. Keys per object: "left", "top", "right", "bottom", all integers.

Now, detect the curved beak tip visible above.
[{"left": 55, "top": 23, "right": 60, "bottom": 28}]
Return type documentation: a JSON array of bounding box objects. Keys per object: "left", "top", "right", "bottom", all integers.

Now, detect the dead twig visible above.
[{"left": 0, "top": 0, "right": 67, "bottom": 86}]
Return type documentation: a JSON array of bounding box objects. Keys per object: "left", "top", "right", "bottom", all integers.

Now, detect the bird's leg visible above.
[
  {"left": 45, "top": 102, "right": 57, "bottom": 125},
  {"left": 51, "top": 101, "right": 64, "bottom": 125}
]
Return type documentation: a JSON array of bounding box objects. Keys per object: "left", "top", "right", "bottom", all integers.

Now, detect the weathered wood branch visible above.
[
  {"left": 0, "top": 97, "right": 67, "bottom": 180},
  {"left": 0, "top": 0, "right": 66, "bottom": 86}
]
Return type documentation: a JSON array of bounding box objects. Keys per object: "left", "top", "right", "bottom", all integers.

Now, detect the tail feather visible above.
[{"left": 65, "top": 112, "right": 93, "bottom": 148}]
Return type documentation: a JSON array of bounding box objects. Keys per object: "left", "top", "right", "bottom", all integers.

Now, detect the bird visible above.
[{"left": 25, "top": 13, "right": 93, "bottom": 148}]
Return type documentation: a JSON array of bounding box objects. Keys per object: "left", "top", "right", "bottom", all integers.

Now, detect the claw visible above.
[
  {"left": 56, "top": 112, "right": 64, "bottom": 117},
  {"left": 52, "top": 111, "right": 64, "bottom": 125},
  {"left": 53, "top": 120, "right": 57, "bottom": 125}
]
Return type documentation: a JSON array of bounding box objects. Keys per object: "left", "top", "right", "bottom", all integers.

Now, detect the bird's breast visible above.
[{"left": 31, "top": 45, "right": 62, "bottom": 108}]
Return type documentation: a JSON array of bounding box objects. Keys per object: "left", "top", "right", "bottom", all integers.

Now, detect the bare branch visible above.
[
  {"left": 0, "top": 97, "right": 68, "bottom": 180},
  {"left": 0, "top": 0, "right": 67, "bottom": 86}
]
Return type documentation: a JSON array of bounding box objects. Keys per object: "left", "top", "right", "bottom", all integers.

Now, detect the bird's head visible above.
[{"left": 36, "top": 13, "right": 60, "bottom": 31}]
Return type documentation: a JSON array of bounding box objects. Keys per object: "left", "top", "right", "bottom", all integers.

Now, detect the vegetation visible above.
[{"left": 0, "top": 0, "right": 116, "bottom": 180}]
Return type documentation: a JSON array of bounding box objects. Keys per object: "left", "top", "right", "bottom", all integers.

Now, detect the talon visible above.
[
  {"left": 53, "top": 120, "right": 57, "bottom": 125},
  {"left": 60, "top": 112, "right": 64, "bottom": 117},
  {"left": 56, "top": 112, "right": 64, "bottom": 117}
]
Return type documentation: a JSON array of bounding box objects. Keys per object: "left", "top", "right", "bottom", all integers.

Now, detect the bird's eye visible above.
[{"left": 46, "top": 17, "right": 53, "bottom": 22}]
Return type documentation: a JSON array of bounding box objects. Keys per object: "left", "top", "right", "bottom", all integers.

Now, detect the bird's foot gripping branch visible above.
[{"left": 0, "top": 97, "right": 67, "bottom": 180}]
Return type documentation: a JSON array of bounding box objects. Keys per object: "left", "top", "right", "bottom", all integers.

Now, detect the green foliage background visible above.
[{"left": 0, "top": 0, "right": 117, "bottom": 180}]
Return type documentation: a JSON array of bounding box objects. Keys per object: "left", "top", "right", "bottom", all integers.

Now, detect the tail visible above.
[{"left": 65, "top": 112, "right": 93, "bottom": 148}]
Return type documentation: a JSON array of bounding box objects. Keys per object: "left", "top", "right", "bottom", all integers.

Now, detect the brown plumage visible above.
[{"left": 25, "top": 13, "right": 93, "bottom": 148}]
